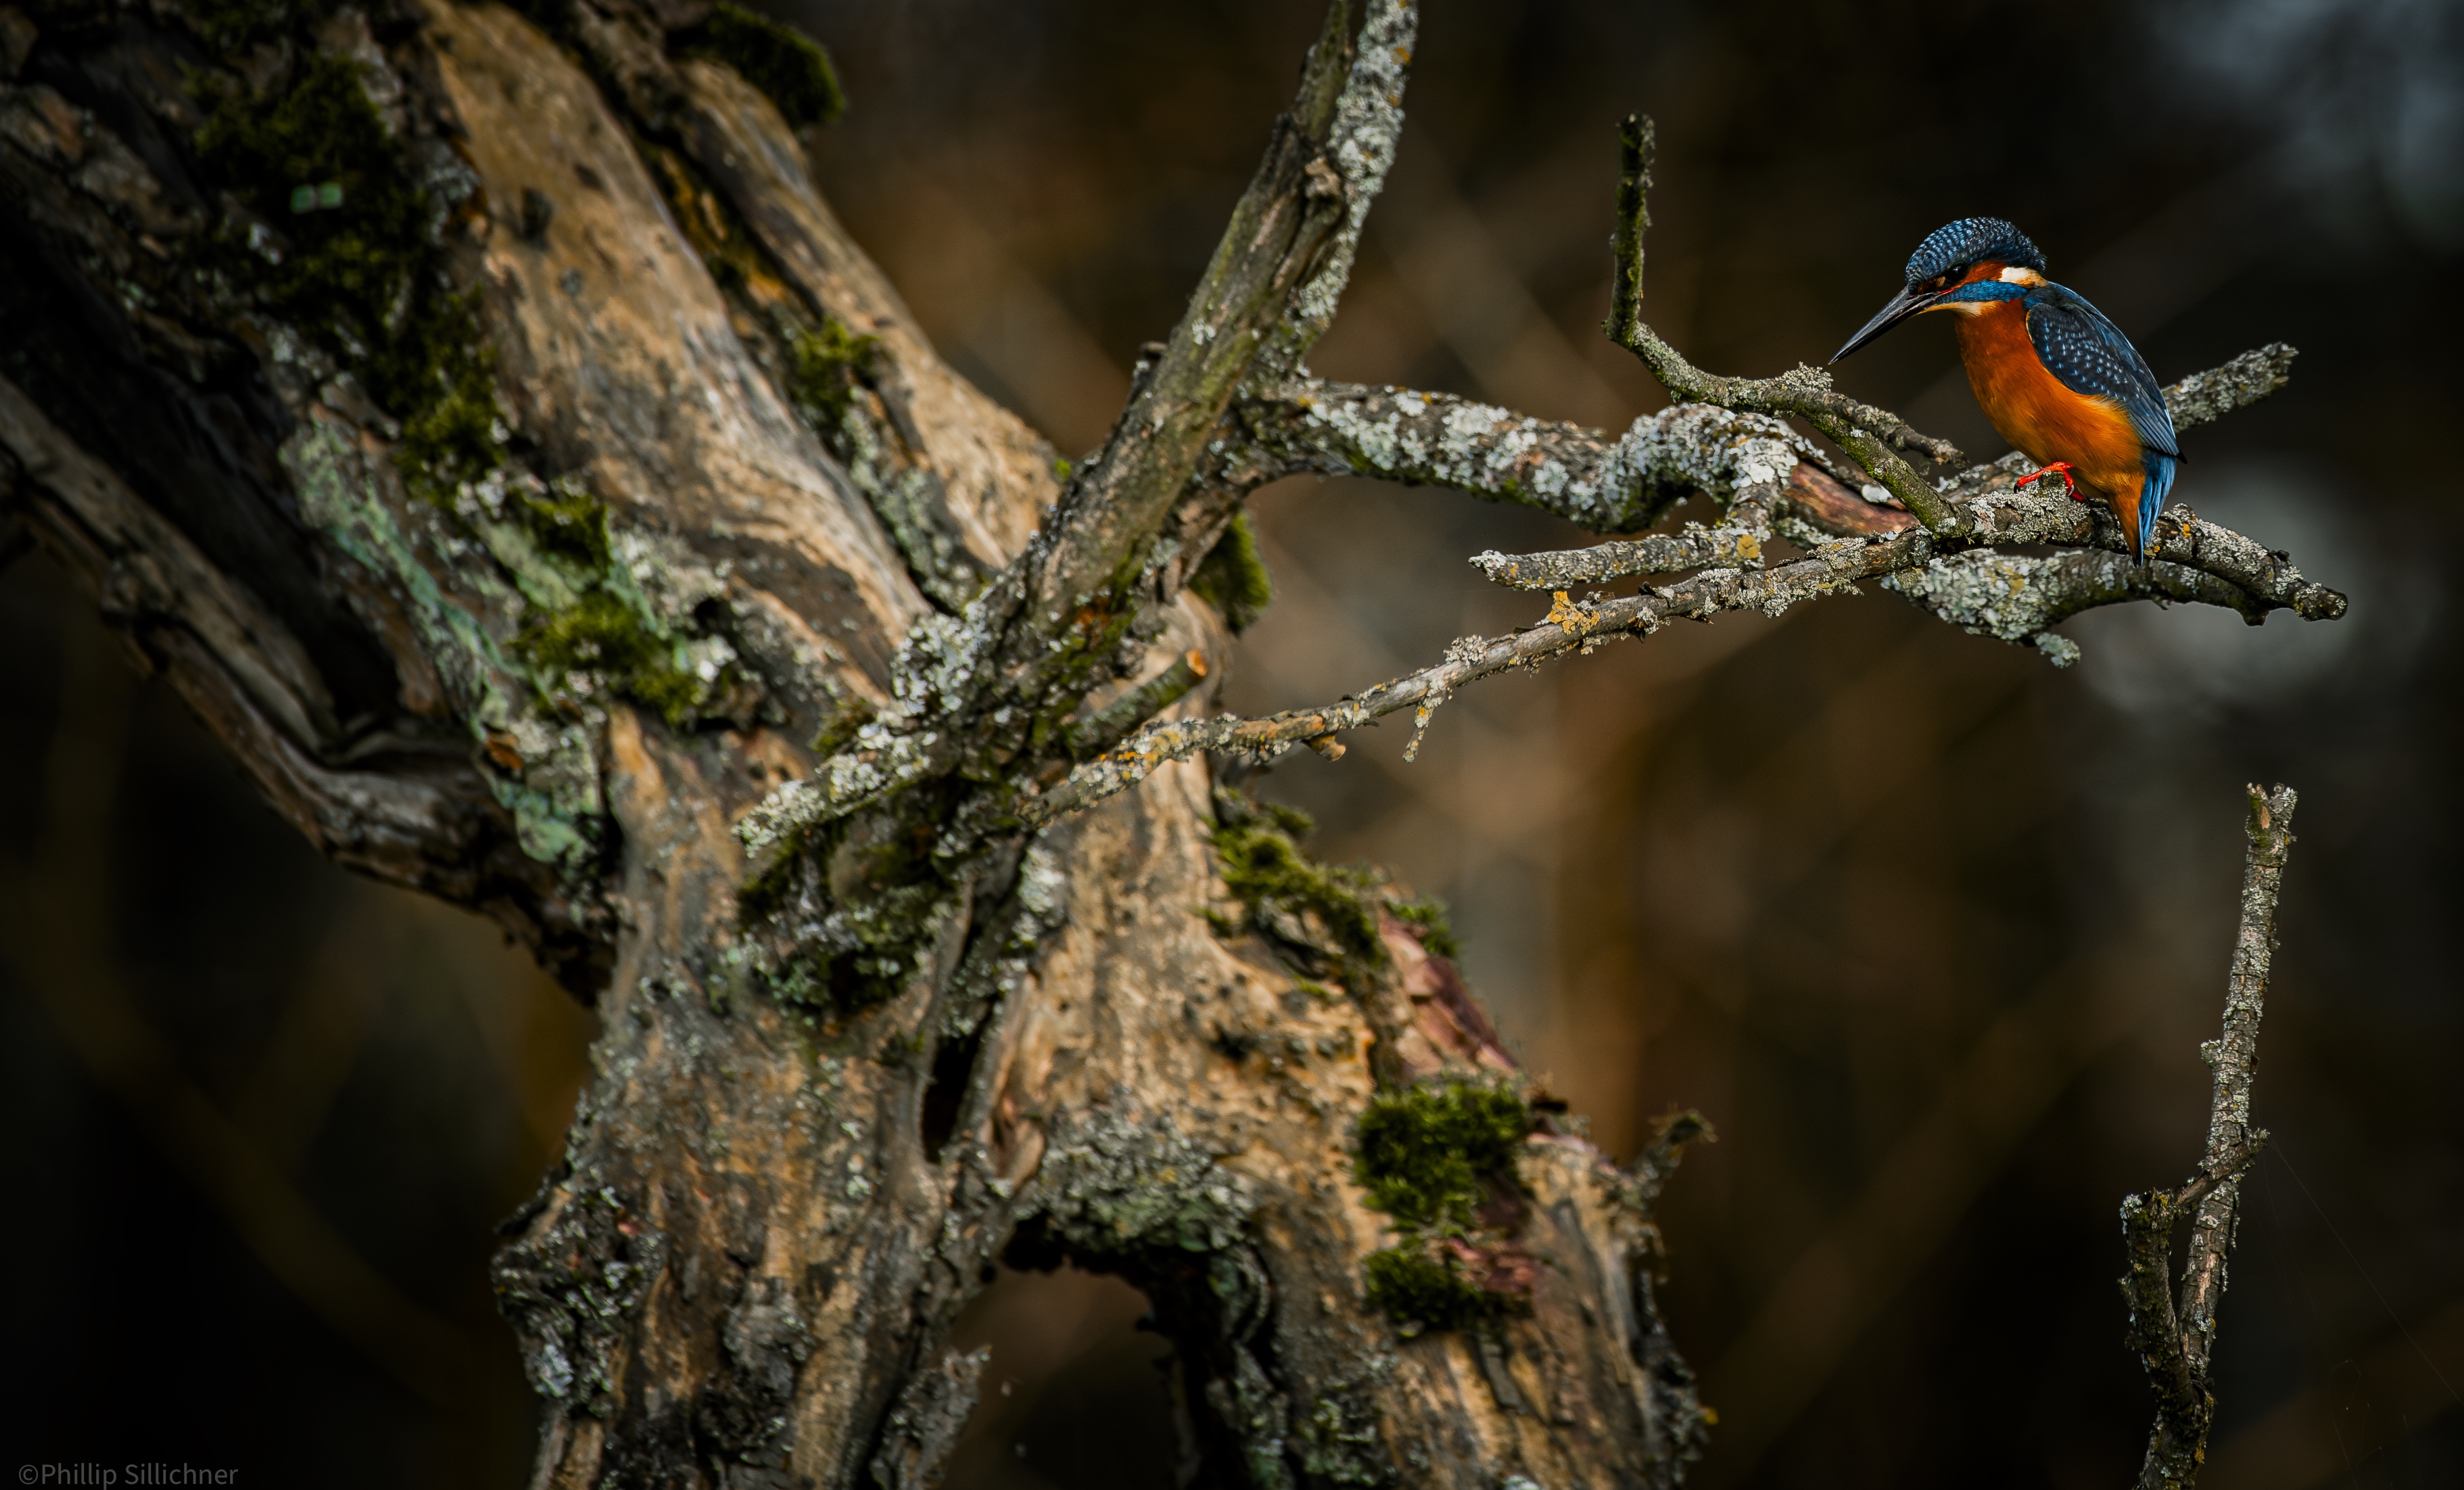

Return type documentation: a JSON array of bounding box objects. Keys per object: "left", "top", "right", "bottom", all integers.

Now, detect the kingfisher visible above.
[{"left": 1830, "top": 218, "right": 2179, "bottom": 561}]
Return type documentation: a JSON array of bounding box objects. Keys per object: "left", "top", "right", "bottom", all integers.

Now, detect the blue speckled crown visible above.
[{"left": 1905, "top": 218, "right": 2047, "bottom": 285}]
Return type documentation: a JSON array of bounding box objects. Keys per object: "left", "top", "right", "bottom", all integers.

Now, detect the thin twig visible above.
[
  {"left": 2121, "top": 784, "right": 2299, "bottom": 1490},
  {"left": 1018, "top": 484, "right": 2340, "bottom": 825}
]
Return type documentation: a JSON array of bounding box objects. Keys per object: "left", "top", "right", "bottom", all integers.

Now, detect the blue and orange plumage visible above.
[{"left": 1831, "top": 218, "right": 2180, "bottom": 561}]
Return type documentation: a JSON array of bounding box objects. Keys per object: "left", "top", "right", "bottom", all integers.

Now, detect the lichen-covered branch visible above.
[
  {"left": 1223, "top": 342, "right": 2298, "bottom": 553},
  {"left": 1026, "top": 473, "right": 2344, "bottom": 823},
  {"left": 970, "top": 0, "right": 1405, "bottom": 689},
  {"left": 1024, "top": 517, "right": 1914, "bottom": 826},
  {"left": 733, "top": 0, "right": 1419, "bottom": 856},
  {"left": 1229, "top": 379, "right": 1828, "bottom": 534},
  {"left": 2121, "top": 785, "right": 2298, "bottom": 1490},
  {"left": 1471, "top": 517, "right": 1767, "bottom": 590},
  {"left": 1143, "top": 0, "right": 1417, "bottom": 601}
]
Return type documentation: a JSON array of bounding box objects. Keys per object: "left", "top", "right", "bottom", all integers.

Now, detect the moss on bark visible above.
[
  {"left": 195, "top": 51, "right": 502, "bottom": 503},
  {"left": 1190, "top": 512, "right": 1274, "bottom": 632},
  {"left": 1354, "top": 1077, "right": 1534, "bottom": 1334},
  {"left": 676, "top": 2, "right": 846, "bottom": 130}
]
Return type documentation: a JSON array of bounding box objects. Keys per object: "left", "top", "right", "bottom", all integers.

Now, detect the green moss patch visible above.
[
  {"left": 1362, "top": 1245, "right": 1496, "bottom": 1334},
  {"left": 1210, "top": 792, "right": 1383, "bottom": 985},
  {"left": 1190, "top": 513, "right": 1273, "bottom": 632},
  {"left": 515, "top": 591, "right": 705, "bottom": 725},
  {"left": 678, "top": 2, "right": 847, "bottom": 130},
  {"left": 1388, "top": 893, "right": 1459, "bottom": 960},
  {"left": 784, "top": 316, "right": 879, "bottom": 427},
  {"left": 1208, "top": 791, "right": 1463, "bottom": 991},
  {"left": 196, "top": 53, "right": 502, "bottom": 503},
  {"left": 1354, "top": 1077, "right": 1534, "bottom": 1335},
  {"left": 510, "top": 481, "right": 614, "bottom": 570},
  {"left": 1355, "top": 1079, "right": 1530, "bottom": 1231}
]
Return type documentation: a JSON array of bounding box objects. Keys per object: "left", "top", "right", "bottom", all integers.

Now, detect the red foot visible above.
[{"left": 2016, "top": 461, "right": 2083, "bottom": 499}]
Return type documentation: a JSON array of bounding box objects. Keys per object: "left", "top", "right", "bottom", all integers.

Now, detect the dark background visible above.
[{"left": 3, "top": 1, "right": 2459, "bottom": 1487}]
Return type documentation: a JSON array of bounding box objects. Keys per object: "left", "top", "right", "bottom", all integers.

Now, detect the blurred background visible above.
[{"left": 3, "top": 0, "right": 2458, "bottom": 1486}]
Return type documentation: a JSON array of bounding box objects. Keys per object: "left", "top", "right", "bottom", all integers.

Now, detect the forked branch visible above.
[
  {"left": 1022, "top": 354, "right": 2338, "bottom": 825},
  {"left": 1010, "top": 109, "right": 2344, "bottom": 828},
  {"left": 2121, "top": 784, "right": 2298, "bottom": 1490},
  {"left": 1603, "top": 113, "right": 1969, "bottom": 528},
  {"left": 736, "top": 0, "right": 1415, "bottom": 856}
]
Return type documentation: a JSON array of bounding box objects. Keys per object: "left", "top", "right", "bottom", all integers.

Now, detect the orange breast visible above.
[{"left": 1952, "top": 302, "right": 2145, "bottom": 498}]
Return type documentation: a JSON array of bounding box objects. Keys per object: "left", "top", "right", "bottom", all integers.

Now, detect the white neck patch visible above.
[{"left": 1999, "top": 264, "right": 2047, "bottom": 285}]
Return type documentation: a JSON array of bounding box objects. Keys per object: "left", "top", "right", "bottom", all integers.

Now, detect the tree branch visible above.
[
  {"left": 1601, "top": 114, "right": 1970, "bottom": 531},
  {"left": 737, "top": 0, "right": 1418, "bottom": 856},
  {"left": 1221, "top": 342, "right": 2298, "bottom": 558},
  {"left": 1008, "top": 112, "right": 2336, "bottom": 837},
  {"left": 1023, "top": 441, "right": 2344, "bottom": 825},
  {"left": 2121, "top": 784, "right": 2298, "bottom": 1490},
  {"left": 974, "top": 0, "right": 1408, "bottom": 682},
  {"left": 1228, "top": 379, "right": 1831, "bottom": 534}
]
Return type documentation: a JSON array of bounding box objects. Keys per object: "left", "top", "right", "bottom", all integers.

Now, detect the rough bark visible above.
[
  {"left": 0, "top": 1, "right": 2342, "bottom": 1487},
  {"left": 2, "top": 1, "right": 1713, "bottom": 1485}
]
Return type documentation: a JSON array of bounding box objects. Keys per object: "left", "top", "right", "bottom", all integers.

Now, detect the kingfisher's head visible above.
[{"left": 1830, "top": 218, "right": 2051, "bottom": 363}]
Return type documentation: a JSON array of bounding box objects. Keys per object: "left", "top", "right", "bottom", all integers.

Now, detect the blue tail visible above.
[{"left": 2137, "top": 452, "right": 2177, "bottom": 561}]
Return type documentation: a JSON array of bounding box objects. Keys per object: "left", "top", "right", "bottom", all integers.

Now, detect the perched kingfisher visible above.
[{"left": 1830, "top": 218, "right": 2180, "bottom": 561}]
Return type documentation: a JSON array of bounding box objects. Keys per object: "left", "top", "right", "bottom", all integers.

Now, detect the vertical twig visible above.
[
  {"left": 2120, "top": 783, "right": 2298, "bottom": 1490},
  {"left": 1594, "top": 113, "right": 1968, "bottom": 532},
  {"left": 1605, "top": 112, "right": 1653, "bottom": 348}
]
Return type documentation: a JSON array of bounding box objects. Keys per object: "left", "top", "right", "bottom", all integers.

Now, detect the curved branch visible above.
[{"left": 0, "top": 375, "right": 611, "bottom": 987}]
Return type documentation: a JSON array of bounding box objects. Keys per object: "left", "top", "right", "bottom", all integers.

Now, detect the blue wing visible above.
[{"left": 2024, "top": 283, "right": 2181, "bottom": 460}]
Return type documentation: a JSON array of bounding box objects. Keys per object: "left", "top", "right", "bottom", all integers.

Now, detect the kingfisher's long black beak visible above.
[{"left": 1830, "top": 284, "right": 1937, "bottom": 363}]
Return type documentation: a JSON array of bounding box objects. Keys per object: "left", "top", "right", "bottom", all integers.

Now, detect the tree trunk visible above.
[{"left": 0, "top": 1, "right": 1709, "bottom": 1485}]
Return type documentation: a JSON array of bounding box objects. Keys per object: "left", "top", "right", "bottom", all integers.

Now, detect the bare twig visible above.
[
  {"left": 1603, "top": 113, "right": 1970, "bottom": 530},
  {"left": 1605, "top": 112, "right": 1653, "bottom": 346},
  {"left": 2121, "top": 784, "right": 2299, "bottom": 1490}
]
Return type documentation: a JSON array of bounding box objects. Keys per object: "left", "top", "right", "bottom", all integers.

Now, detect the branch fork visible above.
[{"left": 2121, "top": 784, "right": 2298, "bottom": 1490}]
